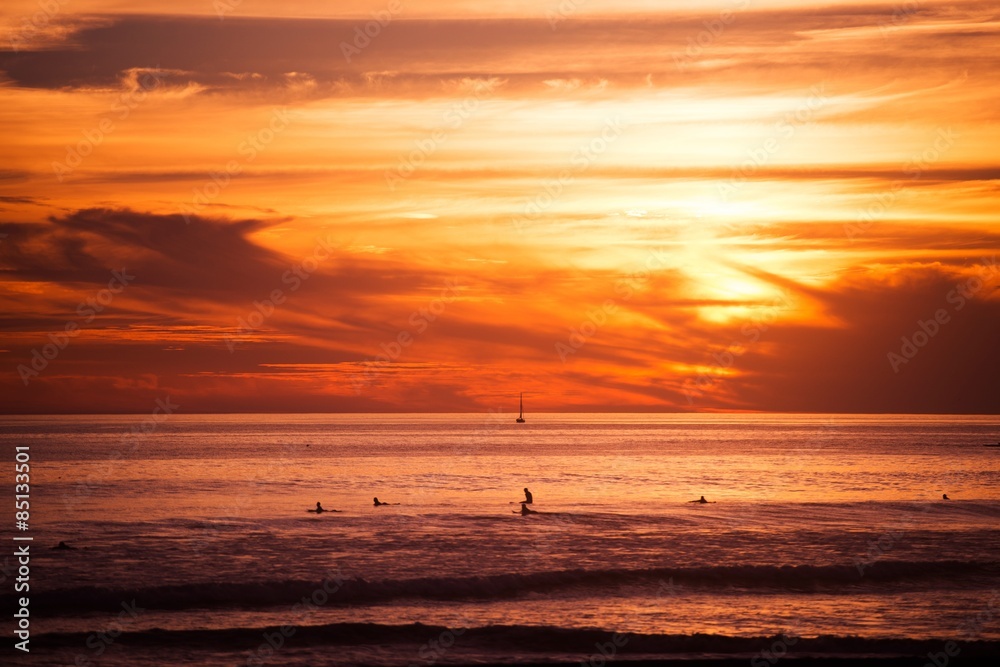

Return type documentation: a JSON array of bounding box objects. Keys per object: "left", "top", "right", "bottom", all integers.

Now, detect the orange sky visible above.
[{"left": 1, "top": 0, "right": 998, "bottom": 413}]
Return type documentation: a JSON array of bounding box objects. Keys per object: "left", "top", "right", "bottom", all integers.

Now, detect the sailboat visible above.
[{"left": 516, "top": 393, "right": 525, "bottom": 423}]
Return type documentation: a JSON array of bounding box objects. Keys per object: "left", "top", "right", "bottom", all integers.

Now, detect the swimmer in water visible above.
[{"left": 311, "top": 502, "right": 339, "bottom": 513}]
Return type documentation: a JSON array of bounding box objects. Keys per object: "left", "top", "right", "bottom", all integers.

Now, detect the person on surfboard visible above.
[
  {"left": 510, "top": 488, "right": 533, "bottom": 505},
  {"left": 310, "top": 502, "right": 339, "bottom": 513},
  {"left": 373, "top": 497, "right": 398, "bottom": 506},
  {"left": 688, "top": 496, "right": 715, "bottom": 504}
]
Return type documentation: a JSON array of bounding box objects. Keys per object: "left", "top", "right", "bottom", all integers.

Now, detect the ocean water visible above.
[{"left": 2, "top": 413, "right": 1000, "bottom": 666}]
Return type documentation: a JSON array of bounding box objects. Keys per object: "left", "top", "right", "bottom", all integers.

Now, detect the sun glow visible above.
[{"left": 0, "top": 0, "right": 997, "bottom": 413}]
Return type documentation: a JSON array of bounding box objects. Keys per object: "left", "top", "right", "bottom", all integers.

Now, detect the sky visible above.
[{"left": 0, "top": 0, "right": 998, "bottom": 414}]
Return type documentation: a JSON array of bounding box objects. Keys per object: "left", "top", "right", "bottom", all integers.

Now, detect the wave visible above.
[
  {"left": 33, "top": 622, "right": 1000, "bottom": 658},
  {"left": 12, "top": 560, "right": 998, "bottom": 614}
]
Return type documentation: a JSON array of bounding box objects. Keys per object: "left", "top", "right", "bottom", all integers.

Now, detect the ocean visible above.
[{"left": 2, "top": 413, "right": 999, "bottom": 666}]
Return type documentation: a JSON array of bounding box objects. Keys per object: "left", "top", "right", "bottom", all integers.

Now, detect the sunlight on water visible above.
[{"left": 2, "top": 413, "right": 999, "bottom": 663}]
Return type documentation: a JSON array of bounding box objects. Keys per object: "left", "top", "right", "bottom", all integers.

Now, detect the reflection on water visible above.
[{"left": 2, "top": 413, "right": 998, "bottom": 654}]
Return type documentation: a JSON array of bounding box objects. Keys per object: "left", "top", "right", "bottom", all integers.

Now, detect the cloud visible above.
[
  {"left": 1, "top": 5, "right": 995, "bottom": 98},
  {"left": 1, "top": 208, "right": 286, "bottom": 294},
  {"left": 684, "top": 261, "right": 1000, "bottom": 413},
  {"left": 1, "top": 2, "right": 998, "bottom": 414}
]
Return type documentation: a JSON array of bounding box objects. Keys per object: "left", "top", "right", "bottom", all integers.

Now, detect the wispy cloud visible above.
[{"left": 1, "top": 1, "right": 998, "bottom": 413}]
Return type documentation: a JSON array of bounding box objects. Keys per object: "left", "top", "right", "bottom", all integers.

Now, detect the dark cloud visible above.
[
  {"left": 2, "top": 216, "right": 998, "bottom": 413},
  {"left": 754, "top": 223, "right": 1000, "bottom": 256},
  {"left": 0, "top": 208, "right": 286, "bottom": 294},
  {"left": 61, "top": 166, "right": 1000, "bottom": 186},
  {"left": 1, "top": 5, "right": 995, "bottom": 94},
  {"left": 690, "top": 263, "right": 1000, "bottom": 413},
  {"left": 0, "top": 195, "right": 43, "bottom": 204},
  {"left": 0, "top": 207, "right": 469, "bottom": 334}
]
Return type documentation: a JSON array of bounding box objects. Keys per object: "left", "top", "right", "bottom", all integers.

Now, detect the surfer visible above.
[
  {"left": 373, "top": 497, "right": 398, "bottom": 506},
  {"left": 943, "top": 494, "right": 950, "bottom": 500},
  {"left": 513, "top": 504, "right": 537, "bottom": 515},
  {"left": 522, "top": 488, "right": 533, "bottom": 505},
  {"left": 53, "top": 541, "right": 76, "bottom": 550},
  {"left": 688, "top": 496, "right": 715, "bottom": 504},
  {"left": 310, "top": 502, "right": 339, "bottom": 513}
]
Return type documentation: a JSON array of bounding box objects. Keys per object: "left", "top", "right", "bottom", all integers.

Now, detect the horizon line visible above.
[{"left": 1, "top": 410, "right": 997, "bottom": 417}]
